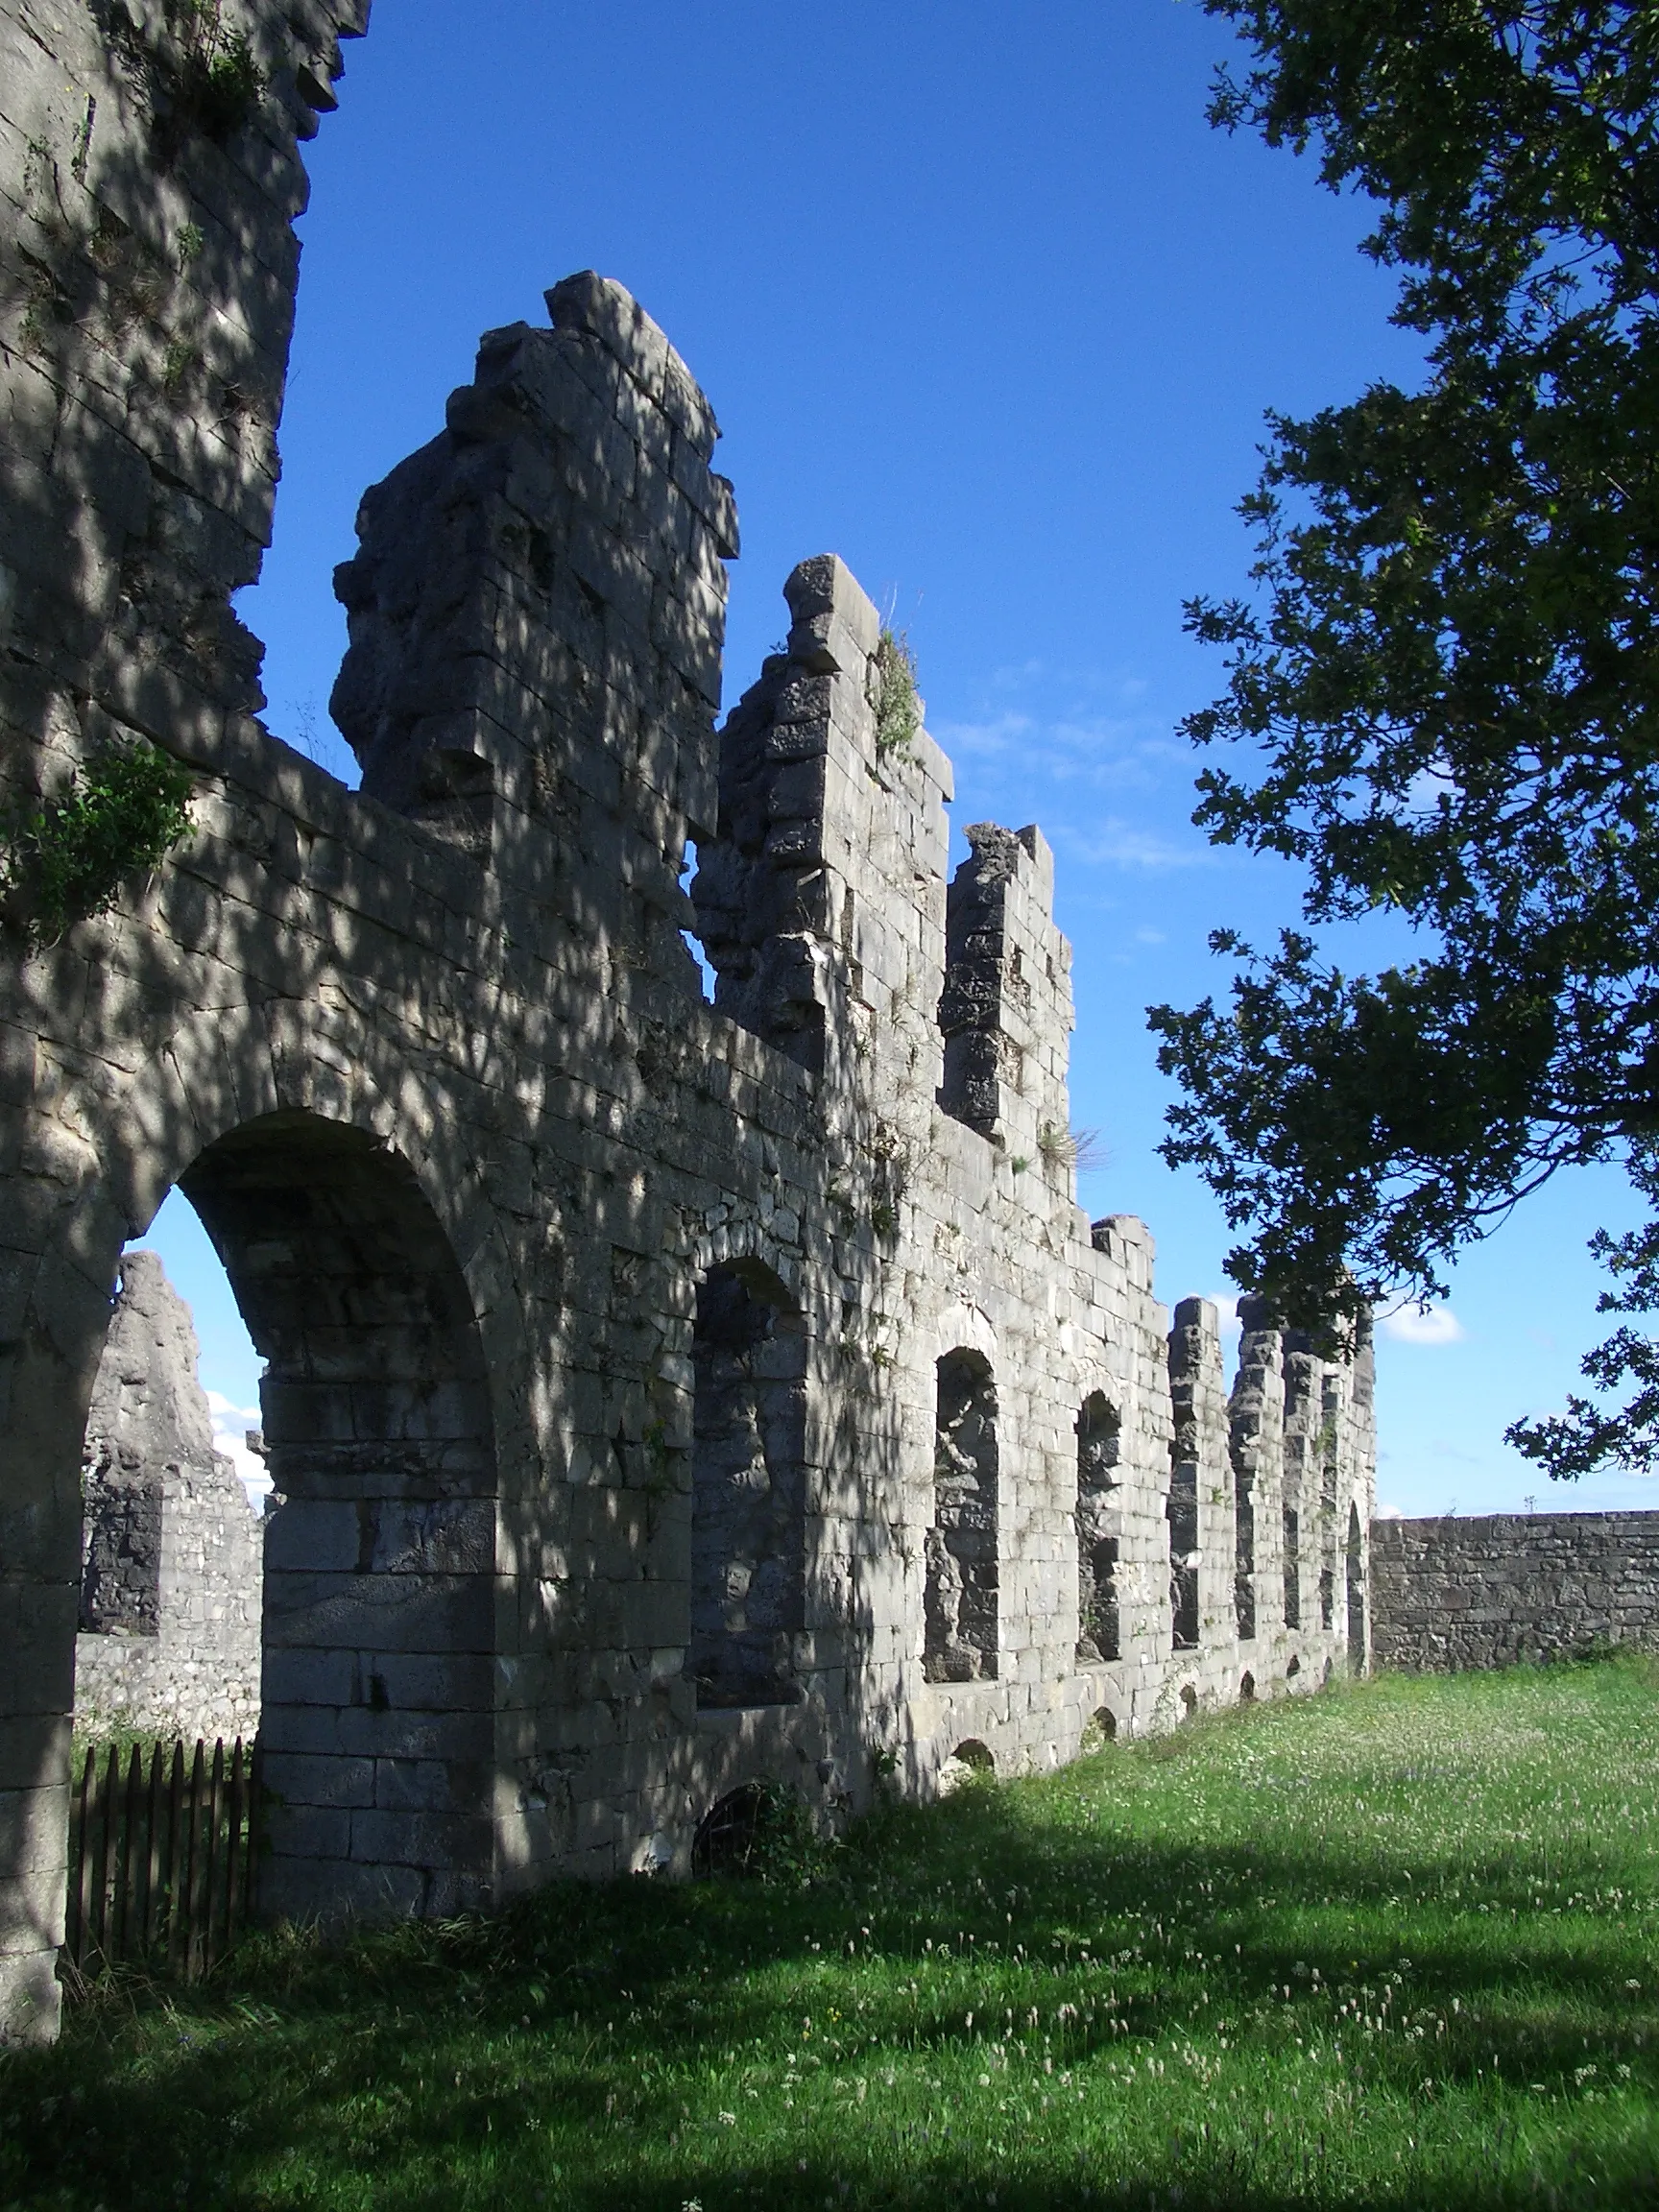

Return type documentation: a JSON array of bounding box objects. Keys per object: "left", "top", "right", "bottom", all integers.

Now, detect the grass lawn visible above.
[{"left": 6, "top": 1660, "right": 1659, "bottom": 2209}]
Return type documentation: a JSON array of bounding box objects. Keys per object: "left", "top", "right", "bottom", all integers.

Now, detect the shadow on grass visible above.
[{"left": 5, "top": 1675, "right": 1659, "bottom": 2208}]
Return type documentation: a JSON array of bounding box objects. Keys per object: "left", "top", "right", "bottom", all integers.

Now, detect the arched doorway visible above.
[
  {"left": 2, "top": 1099, "right": 505, "bottom": 2039},
  {"left": 179, "top": 1111, "right": 500, "bottom": 1922}
]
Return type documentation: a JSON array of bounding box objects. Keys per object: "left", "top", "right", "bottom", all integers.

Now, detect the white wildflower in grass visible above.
[{"left": 19, "top": 1659, "right": 1659, "bottom": 2208}]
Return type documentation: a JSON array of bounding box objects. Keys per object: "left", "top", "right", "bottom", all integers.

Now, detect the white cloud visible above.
[
  {"left": 211, "top": 1421, "right": 272, "bottom": 1514},
  {"left": 1057, "top": 818, "right": 1219, "bottom": 872},
  {"left": 206, "top": 1389, "right": 260, "bottom": 1423},
  {"left": 1380, "top": 1303, "right": 1466, "bottom": 1346},
  {"left": 1375, "top": 1502, "right": 1405, "bottom": 1520}
]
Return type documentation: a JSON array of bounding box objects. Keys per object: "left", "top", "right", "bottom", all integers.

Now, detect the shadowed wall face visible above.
[
  {"left": 926, "top": 1351, "right": 999, "bottom": 1684},
  {"left": 689, "top": 1262, "right": 806, "bottom": 1710}
]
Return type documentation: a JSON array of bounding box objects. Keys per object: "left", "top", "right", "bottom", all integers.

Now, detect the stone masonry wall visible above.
[
  {"left": 0, "top": 0, "right": 1376, "bottom": 2045},
  {"left": 1370, "top": 1512, "right": 1659, "bottom": 1672},
  {"left": 76, "top": 1249, "right": 262, "bottom": 1742}
]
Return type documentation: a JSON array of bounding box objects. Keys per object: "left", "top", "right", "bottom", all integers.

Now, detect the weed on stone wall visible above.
[
  {"left": 100, "top": 0, "right": 264, "bottom": 155},
  {"left": 2, "top": 742, "right": 192, "bottom": 945},
  {"left": 873, "top": 628, "right": 921, "bottom": 759},
  {"left": 171, "top": 0, "right": 262, "bottom": 140}
]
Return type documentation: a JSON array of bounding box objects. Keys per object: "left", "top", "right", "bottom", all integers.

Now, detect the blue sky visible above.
[{"left": 140, "top": 0, "right": 1655, "bottom": 1518}]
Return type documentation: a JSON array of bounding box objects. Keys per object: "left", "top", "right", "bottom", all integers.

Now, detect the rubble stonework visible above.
[
  {"left": 1370, "top": 1513, "right": 1659, "bottom": 1671},
  {"left": 76, "top": 1251, "right": 263, "bottom": 1743},
  {"left": 0, "top": 0, "right": 1376, "bottom": 2046}
]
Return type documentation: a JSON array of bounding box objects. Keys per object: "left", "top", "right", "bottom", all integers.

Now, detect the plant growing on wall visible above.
[
  {"left": 3, "top": 743, "right": 194, "bottom": 945},
  {"left": 171, "top": 0, "right": 263, "bottom": 136},
  {"left": 873, "top": 629, "right": 921, "bottom": 759}
]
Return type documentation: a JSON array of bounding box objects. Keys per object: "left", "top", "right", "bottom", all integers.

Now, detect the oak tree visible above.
[{"left": 1149, "top": 2, "right": 1659, "bottom": 1477}]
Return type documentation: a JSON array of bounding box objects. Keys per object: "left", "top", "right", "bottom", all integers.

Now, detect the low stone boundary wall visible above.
[{"left": 1370, "top": 1510, "right": 1659, "bottom": 1671}]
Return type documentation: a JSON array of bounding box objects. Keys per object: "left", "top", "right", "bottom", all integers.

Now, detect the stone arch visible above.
[
  {"left": 690, "top": 1214, "right": 805, "bottom": 1311},
  {"left": 1, "top": 1002, "right": 530, "bottom": 2032},
  {"left": 688, "top": 1252, "right": 807, "bottom": 1709},
  {"left": 925, "top": 1348, "right": 998, "bottom": 1683},
  {"left": 689, "top": 1778, "right": 805, "bottom": 1876},
  {"left": 938, "top": 1738, "right": 995, "bottom": 1791}
]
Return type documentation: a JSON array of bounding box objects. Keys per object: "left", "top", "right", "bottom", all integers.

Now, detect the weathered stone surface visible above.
[
  {"left": 0, "top": 0, "right": 1377, "bottom": 2048},
  {"left": 1371, "top": 1512, "right": 1659, "bottom": 1671}
]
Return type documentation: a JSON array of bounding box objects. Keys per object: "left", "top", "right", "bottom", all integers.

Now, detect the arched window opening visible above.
[
  {"left": 925, "top": 1351, "right": 998, "bottom": 1682},
  {"left": 1346, "top": 1502, "right": 1366, "bottom": 1675},
  {"left": 690, "top": 1260, "right": 806, "bottom": 1709},
  {"left": 1239, "top": 1671, "right": 1256, "bottom": 1703},
  {"left": 1286, "top": 1652, "right": 1302, "bottom": 1681},
  {"left": 1074, "top": 1392, "right": 1120, "bottom": 1664},
  {"left": 1179, "top": 1684, "right": 1198, "bottom": 1719},
  {"left": 1319, "top": 1565, "right": 1335, "bottom": 1631}
]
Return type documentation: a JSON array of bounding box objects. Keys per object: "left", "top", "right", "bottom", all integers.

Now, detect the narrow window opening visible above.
[
  {"left": 1167, "top": 1463, "right": 1199, "bottom": 1652},
  {"left": 1283, "top": 1503, "right": 1301, "bottom": 1630},
  {"left": 689, "top": 1261, "right": 806, "bottom": 1708},
  {"left": 1074, "top": 1392, "right": 1120, "bottom": 1664},
  {"left": 925, "top": 1351, "right": 998, "bottom": 1682}
]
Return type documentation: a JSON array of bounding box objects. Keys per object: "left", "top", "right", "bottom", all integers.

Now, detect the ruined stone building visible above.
[
  {"left": 76, "top": 1249, "right": 262, "bottom": 1743},
  {"left": 0, "top": 0, "right": 1375, "bottom": 2042}
]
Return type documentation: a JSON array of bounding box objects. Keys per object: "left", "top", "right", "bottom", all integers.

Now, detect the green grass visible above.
[{"left": 8, "top": 1661, "right": 1659, "bottom": 2208}]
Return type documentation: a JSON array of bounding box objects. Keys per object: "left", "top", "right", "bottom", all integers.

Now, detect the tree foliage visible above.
[{"left": 1149, "top": 3, "right": 1659, "bottom": 1474}]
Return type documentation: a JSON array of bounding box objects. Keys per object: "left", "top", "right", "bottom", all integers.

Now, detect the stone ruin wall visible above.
[
  {"left": 76, "top": 1249, "right": 262, "bottom": 1743},
  {"left": 0, "top": 0, "right": 1375, "bottom": 2042},
  {"left": 1371, "top": 1512, "right": 1659, "bottom": 1673}
]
